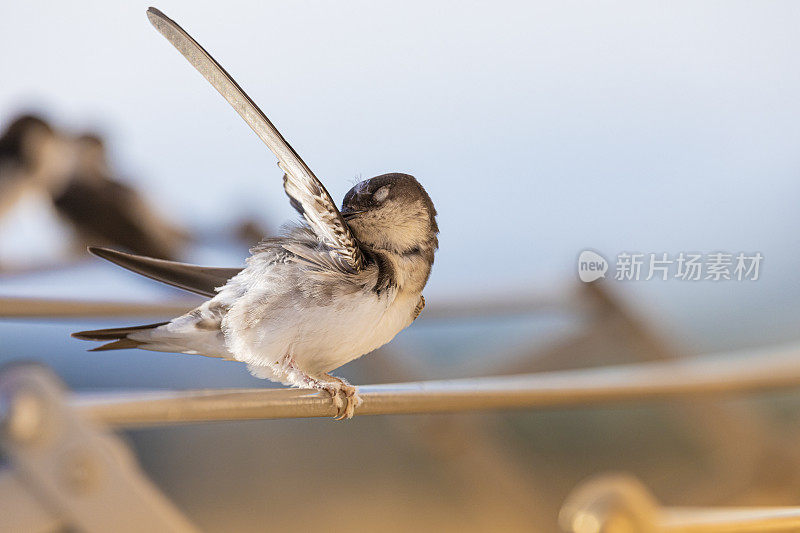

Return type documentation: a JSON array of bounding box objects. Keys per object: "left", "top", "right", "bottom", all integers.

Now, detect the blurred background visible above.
[{"left": 2, "top": 1, "right": 800, "bottom": 531}]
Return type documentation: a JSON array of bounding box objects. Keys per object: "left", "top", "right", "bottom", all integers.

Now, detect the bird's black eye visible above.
[{"left": 373, "top": 186, "right": 390, "bottom": 203}]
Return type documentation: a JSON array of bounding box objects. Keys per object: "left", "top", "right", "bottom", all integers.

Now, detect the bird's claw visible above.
[
  {"left": 320, "top": 380, "right": 361, "bottom": 420},
  {"left": 326, "top": 387, "right": 345, "bottom": 416}
]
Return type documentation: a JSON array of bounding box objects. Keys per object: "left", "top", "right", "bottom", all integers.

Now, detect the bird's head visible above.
[
  {"left": 0, "top": 114, "right": 75, "bottom": 192},
  {"left": 0, "top": 114, "right": 55, "bottom": 169},
  {"left": 341, "top": 173, "right": 438, "bottom": 254}
]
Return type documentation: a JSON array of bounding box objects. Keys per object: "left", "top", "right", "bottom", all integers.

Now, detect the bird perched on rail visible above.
[
  {"left": 73, "top": 8, "right": 438, "bottom": 419},
  {"left": 0, "top": 116, "right": 187, "bottom": 263},
  {"left": 0, "top": 115, "right": 72, "bottom": 222},
  {"left": 52, "top": 133, "right": 187, "bottom": 260}
]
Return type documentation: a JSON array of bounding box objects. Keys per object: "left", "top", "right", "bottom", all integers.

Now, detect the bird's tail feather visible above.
[
  {"left": 72, "top": 322, "right": 168, "bottom": 351},
  {"left": 73, "top": 320, "right": 232, "bottom": 359}
]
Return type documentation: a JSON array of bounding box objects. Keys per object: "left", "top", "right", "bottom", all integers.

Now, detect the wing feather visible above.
[
  {"left": 89, "top": 246, "right": 240, "bottom": 297},
  {"left": 281, "top": 173, "right": 364, "bottom": 272},
  {"left": 146, "top": 8, "right": 364, "bottom": 273}
]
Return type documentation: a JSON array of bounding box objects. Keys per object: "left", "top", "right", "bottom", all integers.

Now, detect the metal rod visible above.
[
  {"left": 0, "top": 289, "right": 581, "bottom": 321},
  {"left": 0, "top": 297, "right": 197, "bottom": 319},
  {"left": 560, "top": 474, "right": 800, "bottom": 532},
  {"left": 73, "top": 343, "right": 800, "bottom": 428},
  {"left": 662, "top": 508, "right": 800, "bottom": 532}
]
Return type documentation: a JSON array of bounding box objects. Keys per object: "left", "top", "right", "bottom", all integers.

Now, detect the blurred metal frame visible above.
[
  {"left": 4, "top": 350, "right": 800, "bottom": 531},
  {"left": 560, "top": 474, "right": 800, "bottom": 532},
  {"left": 0, "top": 364, "right": 199, "bottom": 533},
  {"left": 6, "top": 282, "right": 800, "bottom": 530}
]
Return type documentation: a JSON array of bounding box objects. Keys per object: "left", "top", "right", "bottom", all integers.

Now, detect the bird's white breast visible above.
[
  {"left": 290, "top": 287, "right": 418, "bottom": 373},
  {"left": 222, "top": 270, "right": 419, "bottom": 376}
]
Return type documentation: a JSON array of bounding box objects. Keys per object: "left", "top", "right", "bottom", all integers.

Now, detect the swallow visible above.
[
  {"left": 52, "top": 133, "right": 187, "bottom": 260},
  {"left": 73, "top": 8, "right": 438, "bottom": 419},
  {"left": 0, "top": 114, "right": 68, "bottom": 219}
]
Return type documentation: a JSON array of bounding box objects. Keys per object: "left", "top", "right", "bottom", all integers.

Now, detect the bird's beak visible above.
[{"left": 341, "top": 210, "right": 366, "bottom": 220}]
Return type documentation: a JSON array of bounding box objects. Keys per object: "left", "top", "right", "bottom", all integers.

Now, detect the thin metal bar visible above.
[
  {"left": 0, "top": 298, "right": 197, "bottom": 319},
  {"left": 73, "top": 344, "right": 800, "bottom": 428},
  {"left": 420, "top": 292, "right": 582, "bottom": 320},
  {"left": 561, "top": 474, "right": 800, "bottom": 533},
  {"left": 0, "top": 290, "right": 580, "bottom": 320},
  {"left": 662, "top": 508, "right": 800, "bottom": 532}
]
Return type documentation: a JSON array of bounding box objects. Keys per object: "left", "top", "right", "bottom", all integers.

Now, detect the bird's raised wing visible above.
[{"left": 146, "top": 7, "right": 364, "bottom": 273}]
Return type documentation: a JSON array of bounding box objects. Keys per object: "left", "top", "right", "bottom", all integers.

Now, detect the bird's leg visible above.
[{"left": 273, "top": 356, "right": 361, "bottom": 419}]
